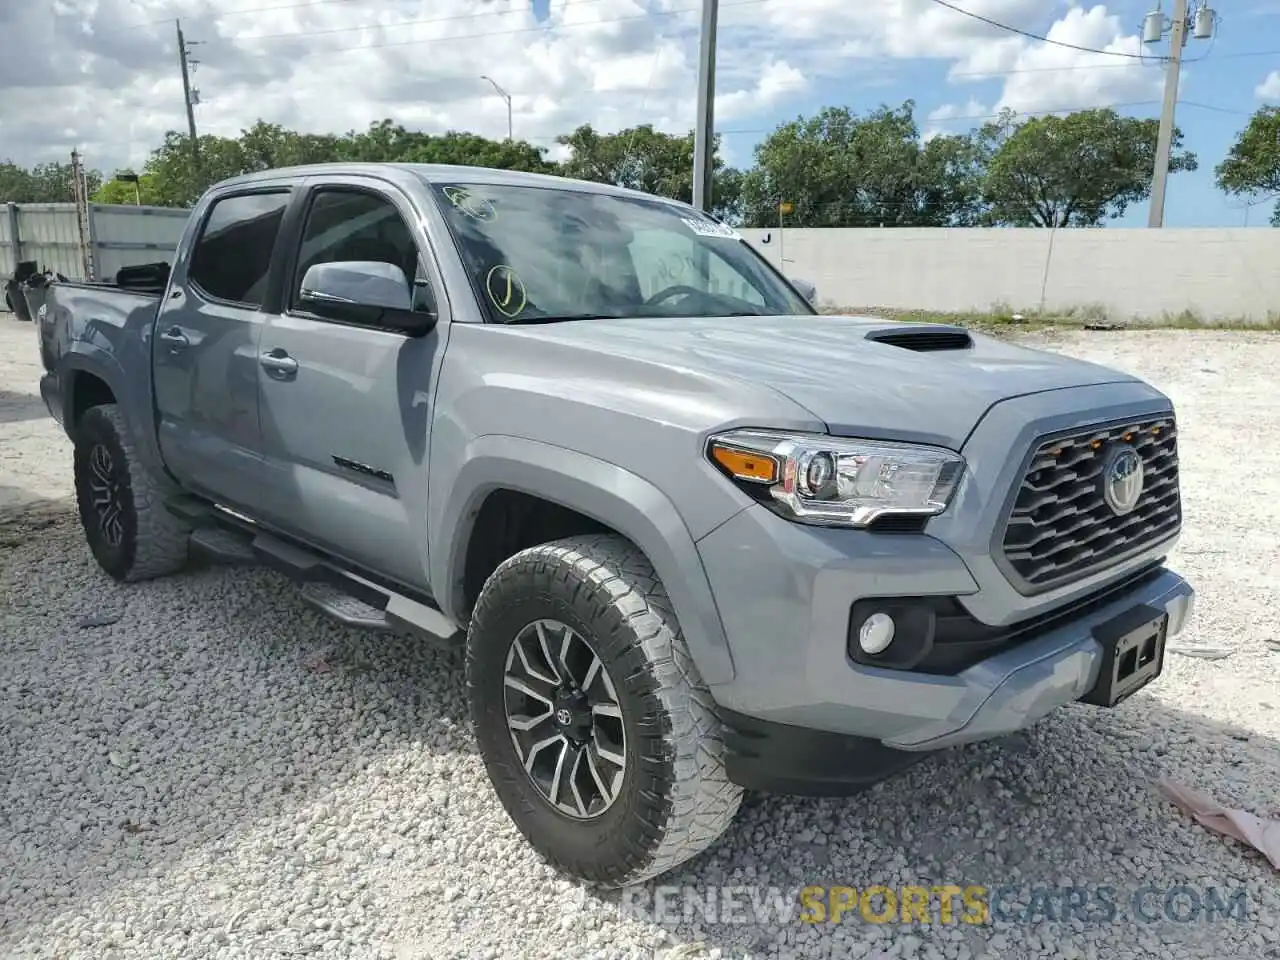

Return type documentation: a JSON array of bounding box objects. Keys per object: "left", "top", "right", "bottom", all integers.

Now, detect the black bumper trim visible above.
[{"left": 719, "top": 708, "right": 927, "bottom": 797}]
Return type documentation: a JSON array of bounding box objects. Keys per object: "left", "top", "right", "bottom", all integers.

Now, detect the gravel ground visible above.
[{"left": 2, "top": 314, "right": 1279, "bottom": 960}]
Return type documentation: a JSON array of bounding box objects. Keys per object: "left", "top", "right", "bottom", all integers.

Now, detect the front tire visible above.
[
  {"left": 73, "top": 404, "right": 191, "bottom": 582},
  {"left": 466, "top": 534, "right": 742, "bottom": 888}
]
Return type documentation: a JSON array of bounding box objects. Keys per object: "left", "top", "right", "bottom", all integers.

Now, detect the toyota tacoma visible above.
[{"left": 34, "top": 162, "right": 1194, "bottom": 888}]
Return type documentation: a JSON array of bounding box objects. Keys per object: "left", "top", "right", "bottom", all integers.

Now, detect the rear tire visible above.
[
  {"left": 73, "top": 404, "right": 191, "bottom": 582},
  {"left": 466, "top": 533, "right": 742, "bottom": 888}
]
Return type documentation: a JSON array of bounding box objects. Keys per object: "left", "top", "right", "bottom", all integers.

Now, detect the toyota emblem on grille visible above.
[{"left": 1102, "top": 445, "right": 1144, "bottom": 516}]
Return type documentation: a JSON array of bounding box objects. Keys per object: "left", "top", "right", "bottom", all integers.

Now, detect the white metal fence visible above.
[{"left": 1, "top": 202, "right": 188, "bottom": 285}]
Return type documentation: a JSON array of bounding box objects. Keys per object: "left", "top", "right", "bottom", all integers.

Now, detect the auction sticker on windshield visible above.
[{"left": 681, "top": 217, "right": 741, "bottom": 240}]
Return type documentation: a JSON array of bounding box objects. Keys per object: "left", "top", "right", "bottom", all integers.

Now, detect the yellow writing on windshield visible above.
[
  {"left": 485, "top": 265, "right": 527, "bottom": 318},
  {"left": 443, "top": 185, "right": 497, "bottom": 222}
]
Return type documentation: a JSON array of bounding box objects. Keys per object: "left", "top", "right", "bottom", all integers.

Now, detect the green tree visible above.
[
  {"left": 91, "top": 171, "right": 165, "bottom": 206},
  {"left": 338, "top": 119, "right": 435, "bottom": 162},
  {"left": 556, "top": 124, "right": 742, "bottom": 221},
  {"left": 142, "top": 132, "right": 251, "bottom": 207},
  {"left": 238, "top": 121, "right": 343, "bottom": 172},
  {"left": 979, "top": 108, "right": 1197, "bottom": 227},
  {"left": 739, "top": 102, "right": 981, "bottom": 228},
  {"left": 0, "top": 161, "right": 102, "bottom": 202},
  {"left": 1215, "top": 106, "right": 1280, "bottom": 226},
  {"left": 396, "top": 130, "right": 554, "bottom": 172},
  {"left": 137, "top": 121, "right": 556, "bottom": 208}
]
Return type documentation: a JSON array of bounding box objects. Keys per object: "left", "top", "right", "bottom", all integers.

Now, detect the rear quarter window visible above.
[{"left": 188, "top": 192, "right": 290, "bottom": 306}]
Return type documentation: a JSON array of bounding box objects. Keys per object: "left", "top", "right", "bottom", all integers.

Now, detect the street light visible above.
[
  {"left": 115, "top": 171, "right": 142, "bottom": 206},
  {"left": 480, "top": 75, "right": 513, "bottom": 141}
]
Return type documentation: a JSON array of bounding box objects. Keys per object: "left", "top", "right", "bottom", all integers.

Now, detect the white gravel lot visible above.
[{"left": 1, "top": 313, "right": 1279, "bottom": 960}]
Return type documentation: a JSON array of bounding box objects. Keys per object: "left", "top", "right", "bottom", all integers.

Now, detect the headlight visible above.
[{"left": 706, "top": 429, "right": 965, "bottom": 528}]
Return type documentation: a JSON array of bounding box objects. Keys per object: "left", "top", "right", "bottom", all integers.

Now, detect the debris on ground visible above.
[{"left": 1159, "top": 777, "right": 1280, "bottom": 870}]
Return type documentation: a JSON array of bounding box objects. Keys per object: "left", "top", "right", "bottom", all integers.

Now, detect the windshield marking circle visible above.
[
  {"left": 443, "top": 186, "right": 497, "bottom": 222},
  {"left": 485, "top": 265, "right": 528, "bottom": 318}
]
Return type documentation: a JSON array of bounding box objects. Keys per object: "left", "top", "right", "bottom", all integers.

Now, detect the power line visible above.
[
  {"left": 199, "top": 0, "right": 767, "bottom": 60},
  {"left": 924, "top": 0, "right": 1158, "bottom": 60},
  {"left": 945, "top": 44, "right": 1278, "bottom": 79},
  {"left": 712, "top": 100, "right": 1163, "bottom": 137},
  {"left": 101, "top": 0, "right": 363, "bottom": 33},
  {"left": 99, "top": 0, "right": 1278, "bottom": 81},
  {"left": 1179, "top": 99, "right": 1252, "bottom": 116},
  {"left": 205, "top": 0, "right": 627, "bottom": 44}
]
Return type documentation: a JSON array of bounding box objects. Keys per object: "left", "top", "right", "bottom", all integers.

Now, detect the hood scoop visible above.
[{"left": 864, "top": 324, "right": 973, "bottom": 352}]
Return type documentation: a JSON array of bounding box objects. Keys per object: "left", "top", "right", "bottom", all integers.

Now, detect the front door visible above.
[
  {"left": 254, "top": 179, "right": 448, "bottom": 589},
  {"left": 152, "top": 188, "right": 292, "bottom": 506}
]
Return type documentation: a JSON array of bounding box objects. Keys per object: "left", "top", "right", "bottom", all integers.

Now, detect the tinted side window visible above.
[
  {"left": 188, "top": 192, "right": 290, "bottom": 306},
  {"left": 292, "top": 190, "right": 422, "bottom": 306}
]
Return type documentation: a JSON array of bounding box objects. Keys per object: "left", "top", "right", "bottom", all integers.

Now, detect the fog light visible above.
[{"left": 858, "top": 612, "right": 896, "bottom": 655}]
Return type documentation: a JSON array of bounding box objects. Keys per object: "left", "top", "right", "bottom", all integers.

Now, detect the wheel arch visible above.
[
  {"left": 431, "top": 435, "right": 736, "bottom": 685},
  {"left": 59, "top": 346, "right": 168, "bottom": 477}
]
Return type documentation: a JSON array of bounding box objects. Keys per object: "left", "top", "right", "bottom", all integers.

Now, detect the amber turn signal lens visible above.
[{"left": 709, "top": 444, "right": 779, "bottom": 484}]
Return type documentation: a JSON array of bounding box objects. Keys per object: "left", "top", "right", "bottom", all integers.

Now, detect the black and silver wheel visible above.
[
  {"left": 73, "top": 403, "right": 191, "bottom": 582},
  {"left": 503, "top": 618, "right": 627, "bottom": 820},
  {"left": 467, "top": 533, "right": 742, "bottom": 888}
]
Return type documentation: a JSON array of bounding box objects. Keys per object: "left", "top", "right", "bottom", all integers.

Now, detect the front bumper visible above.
[{"left": 696, "top": 504, "right": 1194, "bottom": 764}]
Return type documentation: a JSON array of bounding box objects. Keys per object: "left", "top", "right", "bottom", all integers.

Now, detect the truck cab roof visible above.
[{"left": 212, "top": 161, "right": 688, "bottom": 209}]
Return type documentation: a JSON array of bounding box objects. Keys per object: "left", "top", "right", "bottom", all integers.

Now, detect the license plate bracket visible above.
[{"left": 1081, "top": 604, "right": 1168, "bottom": 707}]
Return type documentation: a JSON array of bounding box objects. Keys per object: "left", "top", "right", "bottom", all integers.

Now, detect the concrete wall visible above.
[{"left": 740, "top": 227, "right": 1280, "bottom": 322}]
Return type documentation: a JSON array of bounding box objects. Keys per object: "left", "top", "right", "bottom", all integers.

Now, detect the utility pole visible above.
[
  {"left": 1145, "top": 1, "right": 1215, "bottom": 227},
  {"left": 480, "top": 75, "right": 513, "bottom": 141},
  {"left": 692, "top": 0, "right": 718, "bottom": 213},
  {"left": 70, "top": 150, "right": 93, "bottom": 280},
  {"left": 176, "top": 20, "right": 201, "bottom": 168}
]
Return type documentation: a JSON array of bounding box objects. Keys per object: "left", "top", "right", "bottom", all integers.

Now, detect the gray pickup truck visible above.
[{"left": 35, "top": 162, "right": 1194, "bottom": 888}]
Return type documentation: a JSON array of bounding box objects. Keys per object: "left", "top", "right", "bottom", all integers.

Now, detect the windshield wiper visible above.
[{"left": 503, "top": 313, "right": 619, "bottom": 324}]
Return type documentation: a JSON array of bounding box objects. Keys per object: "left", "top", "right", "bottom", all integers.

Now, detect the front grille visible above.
[{"left": 999, "top": 417, "right": 1181, "bottom": 592}]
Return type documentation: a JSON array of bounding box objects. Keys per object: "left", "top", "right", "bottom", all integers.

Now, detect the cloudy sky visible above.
[{"left": 2, "top": 0, "right": 1279, "bottom": 225}]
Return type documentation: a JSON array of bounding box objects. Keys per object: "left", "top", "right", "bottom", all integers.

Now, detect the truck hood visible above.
[{"left": 526, "top": 314, "right": 1138, "bottom": 449}]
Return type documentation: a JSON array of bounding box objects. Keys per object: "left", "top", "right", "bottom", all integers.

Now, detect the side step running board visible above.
[
  {"left": 189, "top": 527, "right": 257, "bottom": 565},
  {"left": 176, "top": 498, "right": 460, "bottom": 645},
  {"left": 299, "top": 582, "right": 394, "bottom": 632}
]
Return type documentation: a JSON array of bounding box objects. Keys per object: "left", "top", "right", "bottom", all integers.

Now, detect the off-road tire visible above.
[
  {"left": 73, "top": 403, "right": 191, "bottom": 582},
  {"left": 466, "top": 533, "right": 743, "bottom": 888}
]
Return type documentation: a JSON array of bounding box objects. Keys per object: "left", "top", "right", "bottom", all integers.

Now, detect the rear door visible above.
[
  {"left": 253, "top": 176, "right": 450, "bottom": 589},
  {"left": 153, "top": 187, "right": 293, "bottom": 505}
]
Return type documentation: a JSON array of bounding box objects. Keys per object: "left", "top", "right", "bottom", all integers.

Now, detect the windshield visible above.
[{"left": 427, "top": 180, "right": 814, "bottom": 323}]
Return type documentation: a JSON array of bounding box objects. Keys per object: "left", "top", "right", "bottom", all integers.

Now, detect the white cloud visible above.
[
  {"left": 0, "top": 0, "right": 1193, "bottom": 176},
  {"left": 740, "top": 0, "right": 1166, "bottom": 118},
  {"left": 1, "top": 0, "right": 795, "bottom": 172},
  {"left": 1257, "top": 70, "right": 1280, "bottom": 101},
  {"left": 986, "top": 6, "right": 1164, "bottom": 115},
  {"left": 923, "top": 98, "right": 989, "bottom": 139},
  {"left": 716, "top": 60, "right": 808, "bottom": 121}
]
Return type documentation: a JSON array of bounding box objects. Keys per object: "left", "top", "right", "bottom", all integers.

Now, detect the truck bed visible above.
[{"left": 38, "top": 278, "right": 165, "bottom": 427}]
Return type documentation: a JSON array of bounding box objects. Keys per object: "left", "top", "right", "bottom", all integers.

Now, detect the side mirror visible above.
[
  {"left": 789, "top": 276, "right": 818, "bottom": 306},
  {"left": 298, "top": 260, "right": 436, "bottom": 336}
]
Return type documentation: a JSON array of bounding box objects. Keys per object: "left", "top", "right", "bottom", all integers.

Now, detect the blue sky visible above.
[
  {"left": 701, "top": 0, "right": 1280, "bottom": 227},
  {"left": 9, "top": 1, "right": 1280, "bottom": 226}
]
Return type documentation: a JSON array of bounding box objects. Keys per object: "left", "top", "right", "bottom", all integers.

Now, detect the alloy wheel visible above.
[
  {"left": 87, "top": 443, "right": 125, "bottom": 548},
  {"left": 502, "top": 618, "right": 627, "bottom": 820}
]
